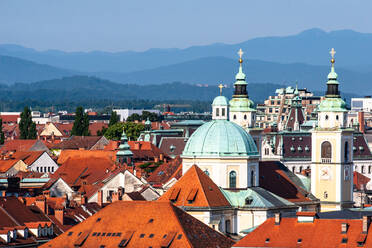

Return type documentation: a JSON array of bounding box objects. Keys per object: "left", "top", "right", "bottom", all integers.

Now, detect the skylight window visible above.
[
  {"left": 177, "top": 234, "right": 182, "bottom": 240},
  {"left": 298, "top": 238, "right": 302, "bottom": 243},
  {"left": 140, "top": 234, "right": 145, "bottom": 238},
  {"left": 265, "top": 238, "right": 270, "bottom": 243},
  {"left": 342, "top": 238, "right": 348, "bottom": 243},
  {"left": 68, "top": 232, "right": 73, "bottom": 236},
  {"left": 149, "top": 234, "right": 154, "bottom": 238}
]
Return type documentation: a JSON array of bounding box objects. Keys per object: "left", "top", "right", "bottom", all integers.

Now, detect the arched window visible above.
[
  {"left": 362, "top": 166, "right": 365, "bottom": 174},
  {"left": 225, "top": 220, "right": 231, "bottom": 234},
  {"left": 299, "top": 166, "right": 303, "bottom": 172},
  {"left": 344, "top": 141, "right": 349, "bottom": 162},
  {"left": 222, "top": 108, "right": 225, "bottom": 116},
  {"left": 229, "top": 171, "right": 237, "bottom": 188},
  {"left": 244, "top": 115, "right": 247, "bottom": 120},
  {"left": 233, "top": 115, "right": 236, "bottom": 120},
  {"left": 336, "top": 115, "right": 339, "bottom": 120},
  {"left": 251, "top": 170, "right": 255, "bottom": 187},
  {"left": 369, "top": 166, "right": 371, "bottom": 174},
  {"left": 325, "top": 115, "right": 329, "bottom": 120},
  {"left": 321, "top": 141, "right": 332, "bottom": 163},
  {"left": 216, "top": 108, "right": 219, "bottom": 116},
  {"left": 292, "top": 167, "right": 295, "bottom": 173}
]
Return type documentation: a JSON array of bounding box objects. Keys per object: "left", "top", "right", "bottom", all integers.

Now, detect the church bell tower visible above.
[{"left": 311, "top": 48, "right": 354, "bottom": 212}]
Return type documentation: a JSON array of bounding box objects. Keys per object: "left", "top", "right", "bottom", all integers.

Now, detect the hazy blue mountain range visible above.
[
  {"left": 1, "top": 54, "right": 371, "bottom": 95},
  {"left": 1, "top": 28, "right": 372, "bottom": 73},
  {"left": 0, "top": 76, "right": 359, "bottom": 113}
]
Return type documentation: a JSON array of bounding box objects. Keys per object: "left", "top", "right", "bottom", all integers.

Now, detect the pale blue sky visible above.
[{"left": 0, "top": 0, "right": 371, "bottom": 52}]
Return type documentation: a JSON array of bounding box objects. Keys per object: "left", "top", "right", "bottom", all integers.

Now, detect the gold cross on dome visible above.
[
  {"left": 218, "top": 83, "right": 224, "bottom": 95},
  {"left": 238, "top": 48, "right": 244, "bottom": 59},
  {"left": 330, "top": 48, "right": 336, "bottom": 59}
]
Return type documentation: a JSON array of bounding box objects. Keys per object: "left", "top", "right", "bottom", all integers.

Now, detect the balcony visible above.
[{"left": 321, "top": 158, "right": 331, "bottom": 163}]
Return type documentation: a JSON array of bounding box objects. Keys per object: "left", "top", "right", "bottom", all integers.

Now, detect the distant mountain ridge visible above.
[
  {"left": 1, "top": 54, "right": 372, "bottom": 95},
  {"left": 1, "top": 29, "right": 372, "bottom": 73}
]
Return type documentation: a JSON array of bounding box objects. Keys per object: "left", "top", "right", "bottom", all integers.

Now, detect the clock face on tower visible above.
[{"left": 320, "top": 167, "right": 331, "bottom": 180}]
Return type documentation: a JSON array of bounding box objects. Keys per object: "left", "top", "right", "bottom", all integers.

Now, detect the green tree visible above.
[
  {"left": 0, "top": 119, "right": 5, "bottom": 144},
  {"left": 104, "top": 122, "right": 144, "bottom": 141},
  {"left": 109, "top": 111, "right": 119, "bottom": 127},
  {"left": 126, "top": 113, "right": 141, "bottom": 122},
  {"left": 71, "top": 106, "right": 90, "bottom": 136},
  {"left": 141, "top": 111, "right": 159, "bottom": 122},
  {"left": 19, "top": 106, "right": 37, "bottom": 139}
]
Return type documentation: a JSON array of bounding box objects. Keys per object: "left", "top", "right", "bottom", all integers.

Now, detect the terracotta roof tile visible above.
[
  {"left": 41, "top": 201, "right": 234, "bottom": 248},
  {"left": 158, "top": 165, "right": 231, "bottom": 208},
  {"left": 147, "top": 156, "right": 182, "bottom": 186},
  {"left": 234, "top": 215, "right": 372, "bottom": 247}
]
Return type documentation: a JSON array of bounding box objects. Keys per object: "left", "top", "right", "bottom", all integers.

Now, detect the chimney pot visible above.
[{"left": 275, "top": 213, "right": 281, "bottom": 225}]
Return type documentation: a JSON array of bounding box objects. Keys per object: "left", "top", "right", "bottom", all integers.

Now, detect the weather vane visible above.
[
  {"left": 218, "top": 83, "right": 224, "bottom": 95},
  {"left": 238, "top": 48, "right": 244, "bottom": 63}
]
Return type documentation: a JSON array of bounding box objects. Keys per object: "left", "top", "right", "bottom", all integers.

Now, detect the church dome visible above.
[
  {"left": 182, "top": 120, "right": 259, "bottom": 157},
  {"left": 212, "top": 96, "right": 229, "bottom": 106}
]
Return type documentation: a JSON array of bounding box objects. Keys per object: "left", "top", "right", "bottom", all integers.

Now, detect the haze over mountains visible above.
[{"left": 0, "top": 28, "right": 371, "bottom": 95}]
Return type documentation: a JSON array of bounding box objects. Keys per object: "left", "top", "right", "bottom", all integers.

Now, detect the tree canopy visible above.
[
  {"left": 104, "top": 122, "right": 144, "bottom": 141},
  {"left": 19, "top": 106, "right": 37, "bottom": 139},
  {"left": 71, "top": 106, "right": 90, "bottom": 136}
]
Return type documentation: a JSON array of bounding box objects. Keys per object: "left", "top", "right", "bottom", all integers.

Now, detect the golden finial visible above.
[
  {"left": 330, "top": 48, "right": 336, "bottom": 64},
  {"left": 218, "top": 83, "right": 224, "bottom": 95},
  {"left": 238, "top": 48, "right": 244, "bottom": 64}
]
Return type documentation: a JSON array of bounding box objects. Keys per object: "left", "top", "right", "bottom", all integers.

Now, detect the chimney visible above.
[
  {"left": 362, "top": 216, "right": 370, "bottom": 233},
  {"left": 134, "top": 142, "right": 140, "bottom": 150},
  {"left": 358, "top": 111, "right": 365, "bottom": 133},
  {"left": 160, "top": 153, "right": 164, "bottom": 161},
  {"left": 274, "top": 213, "right": 281, "bottom": 225},
  {"left": 54, "top": 206, "right": 64, "bottom": 225},
  {"left": 81, "top": 195, "right": 87, "bottom": 205},
  {"left": 341, "top": 223, "right": 348, "bottom": 233},
  {"left": 35, "top": 197, "right": 46, "bottom": 213},
  {"left": 112, "top": 192, "right": 119, "bottom": 202},
  {"left": 97, "top": 190, "right": 103, "bottom": 206}
]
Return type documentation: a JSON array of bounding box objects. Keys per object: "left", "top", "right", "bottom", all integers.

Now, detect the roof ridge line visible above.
[{"left": 169, "top": 204, "right": 193, "bottom": 248}]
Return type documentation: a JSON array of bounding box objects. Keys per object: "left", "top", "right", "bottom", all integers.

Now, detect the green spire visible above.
[
  {"left": 116, "top": 129, "right": 133, "bottom": 159},
  {"left": 292, "top": 83, "right": 302, "bottom": 107},
  {"left": 325, "top": 48, "right": 340, "bottom": 97}
]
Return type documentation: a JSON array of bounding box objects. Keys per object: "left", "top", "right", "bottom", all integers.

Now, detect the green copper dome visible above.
[
  {"left": 182, "top": 120, "right": 259, "bottom": 157},
  {"left": 229, "top": 98, "right": 256, "bottom": 112},
  {"left": 212, "top": 96, "right": 229, "bottom": 106},
  {"left": 318, "top": 97, "right": 347, "bottom": 112}
]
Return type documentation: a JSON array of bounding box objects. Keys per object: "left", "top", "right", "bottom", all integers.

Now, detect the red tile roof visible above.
[
  {"left": 89, "top": 123, "right": 108, "bottom": 136},
  {"left": 0, "top": 114, "right": 20, "bottom": 124},
  {"left": 234, "top": 215, "right": 372, "bottom": 247},
  {"left": 128, "top": 141, "right": 166, "bottom": 161},
  {"left": 41, "top": 201, "right": 234, "bottom": 248},
  {"left": 57, "top": 150, "right": 116, "bottom": 164},
  {"left": 158, "top": 165, "right": 230, "bottom": 208},
  {"left": 0, "top": 139, "right": 40, "bottom": 153},
  {"left": 51, "top": 136, "right": 105, "bottom": 150},
  {"left": 147, "top": 156, "right": 182, "bottom": 186}
]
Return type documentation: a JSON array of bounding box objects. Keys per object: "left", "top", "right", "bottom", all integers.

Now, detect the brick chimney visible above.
[
  {"left": 81, "top": 195, "right": 87, "bottom": 205},
  {"left": 97, "top": 190, "right": 103, "bottom": 206},
  {"left": 274, "top": 213, "right": 281, "bottom": 225},
  {"left": 134, "top": 142, "right": 141, "bottom": 150},
  {"left": 35, "top": 196, "right": 46, "bottom": 213},
  {"left": 358, "top": 111, "right": 365, "bottom": 133},
  {"left": 362, "top": 215, "right": 370, "bottom": 233},
  {"left": 112, "top": 192, "right": 119, "bottom": 202},
  {"left": 54, "top": 206, "right": 64, "bottom": 225}
]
